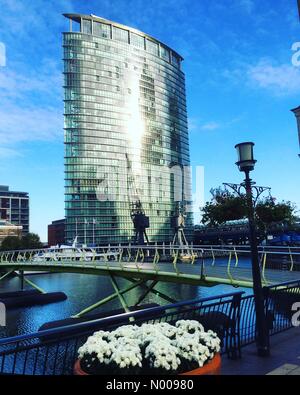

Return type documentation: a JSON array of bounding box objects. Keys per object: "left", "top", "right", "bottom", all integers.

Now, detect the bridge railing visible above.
[
  {"left": 1, "top": 245, "right": 300, "bottom": 289},
  {"left": 0, "top": 291, "right": 244, "bottom": 375}
]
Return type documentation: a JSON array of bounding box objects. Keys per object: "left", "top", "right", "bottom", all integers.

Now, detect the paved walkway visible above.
[{"left": 221, "top": 328, "right": 300, "bottom": 375}]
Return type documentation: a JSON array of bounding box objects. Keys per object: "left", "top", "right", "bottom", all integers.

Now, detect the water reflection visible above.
[{"left": 0, "top": 272, "right": 251, "bottom": 337}]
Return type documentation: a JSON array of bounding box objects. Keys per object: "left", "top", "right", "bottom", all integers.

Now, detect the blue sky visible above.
[{"left": 0, "top": 0, "right": 299, "bottom": 241}]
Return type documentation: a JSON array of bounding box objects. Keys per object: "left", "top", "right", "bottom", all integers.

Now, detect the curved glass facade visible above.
[{"left": 63, "top": 14, "right": 193, "bottom": 245}]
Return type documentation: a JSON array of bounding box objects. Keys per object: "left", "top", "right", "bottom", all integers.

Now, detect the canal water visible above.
[{"left": 0, "top": 269, "right": 253, "bottom": 338}]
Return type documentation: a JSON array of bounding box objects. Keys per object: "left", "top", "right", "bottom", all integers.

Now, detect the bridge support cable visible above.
[
  {"left": 126, "top": 278, "right": 177, "bottom": 304},
  {"left": 133, "top": 280, "right": 158, "bottom": 307},
  {"left": 109, "top": 275, "right": 130, "bottom": 314},
  {"left": 20, "top": 270, "right": 24, "bottom": 291},
  {"left": 0, "top": 270, "right": 15, "bottom": 282},
  {"left": 14, "top": 272, "right": 46, "bottom": 294},
  {"left": 140, "top": 284, "right": 177, "bottom": 304},
  {"left": 71, "top": 279, "right": 146, "bottom": 318}
]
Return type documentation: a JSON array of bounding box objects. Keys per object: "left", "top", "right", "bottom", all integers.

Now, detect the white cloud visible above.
[
  {"left": 188, "top": 117, "right": 199, "bottom": 131},
  {"left": 0, "top": 104, "right": 62, "bottom": 145},
  {"left": 0, "top": 146, "right": 21, "bottom": 158},
  {"left": 190, "top": 116, "right": 244, "bottom": 133},
  {"left": 0, "top": 68, "right": 61, "bottom": 100},
  {"left": 247, "top": 59, "right": 300, "bottom": 95},
  {"left": 200, "top": 121, "right": 221, "bottom": 131},
  {"left": 0, "top": 1, "right": 63, "bottom": 155},
  {"left": 0, "top": 63, "right": 62, "bottom": 151}
]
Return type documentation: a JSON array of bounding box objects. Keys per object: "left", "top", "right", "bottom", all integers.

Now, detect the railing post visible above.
[
  {"left": 200, "top": 251, "right": 205, "bottom": 279},
  {"left": 289, "top": 247, "right": 294, "bottom": 272},
  {"left": 20, "top": 270, "right": 24, "bottom": 291},
  {"left": 262, "top": 286, "right": 271, "bottom": 349},
  {"left": 211, "top": 246, "right": 215, "bottom": 266},
  {"left": 227, "top": 292, "right": 243, "bottom": 359}
]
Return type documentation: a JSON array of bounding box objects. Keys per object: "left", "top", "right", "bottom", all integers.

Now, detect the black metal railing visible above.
[
  {"left": 0, "top": 291, "right": 243, "bottom": 375},
  {"left": 238, "top": 279, "right": 300, "bottom": 347},
  {"left": 264, "top": 280, "right": 300, "bottom": 335},
  {"left": 0, "top": 280, "right": 299, "bottom": 375}
]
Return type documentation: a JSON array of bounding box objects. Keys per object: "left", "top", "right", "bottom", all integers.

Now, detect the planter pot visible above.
[
  {"left": 74, "top": 353, "right": 221, "bottom": 376},
  {"left": 180, "top": 353, "right": 221, "bottom": 375},
  {"left": 74, "top": 359, "right": 89, "bottom": 376}
]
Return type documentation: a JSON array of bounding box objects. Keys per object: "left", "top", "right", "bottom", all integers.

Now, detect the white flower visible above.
[
  {"left": 154, "top": 322, "right": 178, "bottom": 338},
  {"left": 145, "top": 339, "right": 181, "bottom": 371},
  {"left": 175, "top": 320, "right": 205, "bottom": 335},
  {"left": 173, "top": 335, "right": 211, "bottom": 367},
  {"left": 199, "top": 331, "right": 221, "bottom": 354},
  {"left": 109, "top": 342, "right": 142, "bottom": 369},
  {"left": 77, "top": 320, "right": 221, "bottom": 373},
  {"left": 111, "top": 325, "right": 140, "bottom": 339},
  {"left": 78, "top": 337, "right": 113, "bottom": 363}
]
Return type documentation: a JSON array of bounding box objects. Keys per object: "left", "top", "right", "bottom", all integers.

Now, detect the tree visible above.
[
  {"left": 255, "top": 198, "right": 297, "bottom": 236},
  {"left": 201, "top": 187, "right": 297, "bottom": 232},
  {"left": 0, "top": 233, "right": 43, "bottom": 251},
  {"left": 1, "top": 236, "right": 22, "bottom": 251},
  {"left": 21, "top": 233, "right": 43, "bottom": 249},
  {"left": 201, "top": 189, "right": 248, "bottom": 226}
]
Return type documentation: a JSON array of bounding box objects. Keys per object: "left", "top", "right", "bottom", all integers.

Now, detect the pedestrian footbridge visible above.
[
  {"left": 1, "top": 244, "right": 300, "bottom": 316},
  {"left": 1, "top": 244, "right": 299, "bottom": 288}
]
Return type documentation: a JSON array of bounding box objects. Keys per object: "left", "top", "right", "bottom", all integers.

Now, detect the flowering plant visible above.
[{"left": 77, "top": 320, "right": 221, "bottom": 375}]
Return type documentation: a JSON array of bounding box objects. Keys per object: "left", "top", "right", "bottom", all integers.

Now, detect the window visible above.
[
  {"left": 11, "top": 199, "right": 19, "bottom": 208},
  {"left": 172, "top": 53, "right": 180, "bottom": 68},
  {"left": 160, "top": 46, "right": 170, "bottom": 61},
  {"left": 82, "top": 19, "right": 92, "bottom": 34},
  {"left": 146, "top": 39, "right": 159, "bottom": 56},
  {"left": 113, "top": 27, "right": 129, "bottom": 43},
  {"left": 130, "top": 33, "right": 144, "bottom": 48},
  {"left": 21, "top": 200, "right": 28, "bottom": 208},
  {"left": 93, "top": 21, "right": 111, "bottom": 38}
]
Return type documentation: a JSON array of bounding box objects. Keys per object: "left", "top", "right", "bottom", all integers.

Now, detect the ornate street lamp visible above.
[
  {"left": 235, "top": 142, "right": 256, "bottom": 172},
  {"left": 233, "top": 142, "right": 270, "bottom": 356}
]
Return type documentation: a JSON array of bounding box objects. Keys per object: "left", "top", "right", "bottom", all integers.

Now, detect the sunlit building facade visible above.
[{"left": 63, "top": 13, "right": 193, "bottom": 244}]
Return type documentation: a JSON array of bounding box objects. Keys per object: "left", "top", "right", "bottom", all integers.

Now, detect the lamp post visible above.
[{"left": 233, "top": 142, "right": 270, "bottom": 356}]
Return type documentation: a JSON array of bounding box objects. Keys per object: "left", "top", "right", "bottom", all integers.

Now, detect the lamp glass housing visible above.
[{"left": 235, "top": 142, "right": 256, "bottom": 172}]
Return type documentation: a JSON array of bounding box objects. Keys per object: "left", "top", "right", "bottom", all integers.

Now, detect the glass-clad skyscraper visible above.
[{"left": 63, "top": 13, "right": 193, "bottom": 245}]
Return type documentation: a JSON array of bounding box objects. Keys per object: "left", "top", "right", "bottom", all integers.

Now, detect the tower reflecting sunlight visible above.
[{"left": 63, "top": 14, "right": 193, "bottom": 245}]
